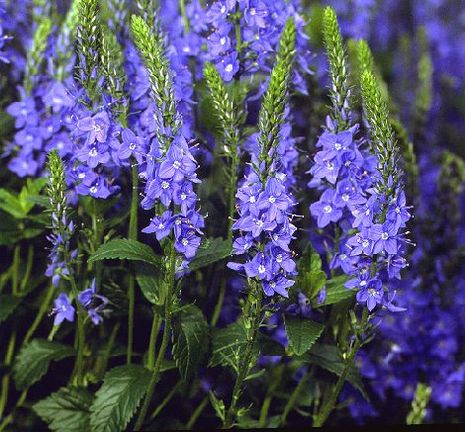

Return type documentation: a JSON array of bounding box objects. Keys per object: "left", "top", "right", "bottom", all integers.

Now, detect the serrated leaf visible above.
[
  {"left": 188, "top": 237, "right": 232, "bottom": 271},
  {"left": 89, "top": 365, "right": 151, "bottom": 432},
  {"left": 88, "top": 238, "right": 162, "bottom": 269},
  {"left": 302, "top": 344, "right": 368, "bottom": 400},
  {"left": 134, "top": 262, "right": 162, "bottom": 305},
  {"left": 13, "top": 339, "right": 75, "bottom": 390},
  {"left": 33, "top": 386, "right": 93, "bottom": 431},
  {"left": 323, "top": 275, "right": 354, "bottom": 306},
  {"left": 284, "top": 316, "right": 324, "bottom": 356},
  {"left": 0, "top": 295, "right": 21, "bottom": 323},
  {"left": 172, "top": 304, "right": 209, "bottom": 380}
]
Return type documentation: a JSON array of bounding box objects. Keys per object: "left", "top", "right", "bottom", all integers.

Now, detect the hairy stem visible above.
[
  {"left": 147, "top": 314, "right": 162, "bottom": 370},
  {"left": 186, "top": 395, "right": 209, "bottom": 429},
  {"left": 313, "top": 308, "right": 368, "bottom": 427},
  {"left": 24, "top": 283, "right": 55, "bottom": 344},
  {"left": 127, "top": 162, "right": 139, "bottom": 364},
  {"left": 134, "top": 244, "right": 177, "bottom": 430},
  {"left": 224, "top": 285, "right": 263, "bottom": 428},
  {"left": 0, "top": 331, "right": 16, "bottom": 420}
]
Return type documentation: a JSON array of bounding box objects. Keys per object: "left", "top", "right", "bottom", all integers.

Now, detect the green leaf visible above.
[
  {"left": 297, "top": 247, "right": 327, "bottom": 300},
  {"left": 33, "top": 386, "right": 94, "bottom": 432},
  {"left": 188, "top": 237, "right": 232, "bottom": 271},
  {"left": 0, "top": 295, "right": 21, "bottom": 323},
  {"left": 13, "top": 340, "right": 75, "bottom": 390},
  {"left": 0, "top": 189, "right": 24, "bottom": 219},
  {"left": 210, "top": 321, "right": 255, "bottom": 373},
  {"left": 89, "top": 365, "right": 151, "bottom": 432},
  {"left": 323, "top": 275, "right": 354, "bottom": 306},
  {"left": 88, "top": 238, "right": 162, "bottom": 268},
  {"left": 172, "top": 304, "right": 209, "bottom": 380},
  {"left": 134, "top": 262, "right": 162, "bottom": 305},
  {"left": 303, "top": 344, "right": 368, "bottom": 399},
  {"left": 284, "top": 316, "right": 324, "bottom": 356}
]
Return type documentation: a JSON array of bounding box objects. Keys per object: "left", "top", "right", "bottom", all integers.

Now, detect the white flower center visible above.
[
  {"left": 381, "top": 232, "right": 389, "bottom": 240},
  {"left": 161, "top": 181, "right": 169, "bottom": 189},
  {"left": 362, "top": 239, "right": 370, "bottom": 247},
  {"left": 182, "top": 238, "right": 188, "bottom": 246},
  {"left": 89, "top": 148, "right": 98, "bottom": 157},
  {"left": 250, "top": 7, "right": 256, "bottom": 15},
  {"left": 342, "top": 193, "right": 349, "bottom": 202},
  {"left": 249, "top": 195, "right": 256, "bottom": 203},
  {"left": 258, "top": 264, "right": 266, "bottom": 274},
  {"left": 220, "top": 5, "right": 226, "bottom": 13},
  {"left": 129, "top": 142, "right": 136, "bottom": 150},
  {"left": 158, "top": 223, "right": 164, "bottom": 229},
  {"left": 225, "top": 64, "right": 233, "bottom": 73},
  {"left": 173, "top": 160, "right": 181, "bottom": 169},
  {"left": 269, "top": 196, "right": 276, "bottom": 203},
  {"left": 335, "top": 142, "right": 342, "bottom": 150},
  {"left": 276, "top": 254, "right": 283, "bottom": 263},
  {"left": 323, "top": 205, "right": 332, "bottom": 214},
  {"left": 220, "top": 37, "right": 226, "bottom": 45},
  {"left": 90, "top": 186, "right": 97, "bottom": 194},
  {"left": 181, "top": 193, "right": 187, "bottom": 200},
  {"left": 360, "top": 280, "right": 367, "bottom": 287}
]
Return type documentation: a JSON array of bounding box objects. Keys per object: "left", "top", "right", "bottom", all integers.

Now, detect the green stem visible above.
[
  {"left": 0, "top": 331, "right": 16, "bottom": 420},
  {"left": 259, "top": 394, "right": 272, "bottom": 427},
  {"left": 280, "top": 370, "right": 310, "bottom": 425},
  {"left": 224, "top": 285, "right": 263, "bottom": 428},
  {"left": 95, "top": 322, "right": 120, "bottom": 380},
  {"left": 313, "top": 308, "right": 368, "bottom": 427},
  {"left": 11, "top": 245, "right": 20, "bottom": 296},
  {"left": 66, "top": 269, "right": 86, "bottom": 386},
  {"left": 147, "top": 314, "right": 162, "bottom": 370},
  {"left": 149, "top": 380, "right": 181, "bottom": 420},
  {"left": 20, "top": 245, "right": 34, "bottom": 293},
  {"left": 127, "top": 163, "right": 139, "bottom": 364},
  {"left": 134, "top": 244, "right": 177, "bottom": 430},
  {"left": 186, "top": 395, "right": 209, "bottom": 429},
  {"left": 24, "top": 284, "right": 55, "bottom": 344}
]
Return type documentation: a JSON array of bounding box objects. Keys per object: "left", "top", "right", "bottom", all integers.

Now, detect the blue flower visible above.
[{"left": 52, "top": 293, "right": 75, "bottom": 326}]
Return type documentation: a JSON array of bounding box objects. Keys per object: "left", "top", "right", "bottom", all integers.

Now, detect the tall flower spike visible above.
[
  {"left": 228, "top": 19, "right": 297, "bottom": 298},
  {"left": 204, "top": 62, "right": 244, "bottom": 219},
  {"left": 130, "top": 14, "right": 180, "bottom": 148},
  {"left": 322, "top": 6, "right": 351, "bottom": 131},
  {"left": 257, "top": 17, "right": 296, "bottom": 178},
  {"left": 76, "top": 0, "right": 102, "bottom": 99},
  {"left": 46, "top": 150, "right": 77, "bottom": 287},
  {"left": 24, "top": 17, "right": 52, "bottom": 94},
  {"left": 361, "top": 70, "right": 399, "bottom": 197},
  {"left": 99, "top": 24, "right": 127, "bottom": 118}
]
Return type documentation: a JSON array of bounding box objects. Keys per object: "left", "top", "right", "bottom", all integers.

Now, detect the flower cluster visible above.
[
  {"left": 141, "top": 135, "right": 204, "bottom": 261},
  {"left": 229, "top": 171, "right": 297, "bottom": 297},
  {"left": 203, "top": 0, "right": 310, "bottom": 93}
]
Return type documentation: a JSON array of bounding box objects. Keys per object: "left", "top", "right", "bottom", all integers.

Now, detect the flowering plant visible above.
[{"left": 0, "top": 1, "right": 464, "bottom": 430}]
